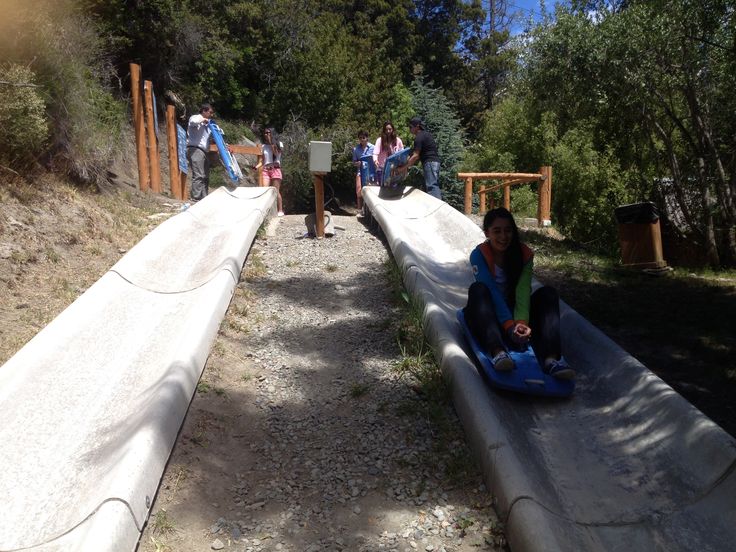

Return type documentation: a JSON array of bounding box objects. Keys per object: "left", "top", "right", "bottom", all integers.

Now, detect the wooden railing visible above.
[
  {"left": 208, "top": 143, "right": 264, "bottom": 188},
  {"left": 458, "top": 166, "right": 552, "bottom": 226},
  {"left": 131, "top": 62, "right": 263, "bottom": 200}
]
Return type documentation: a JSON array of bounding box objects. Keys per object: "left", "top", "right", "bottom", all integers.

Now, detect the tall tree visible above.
[
  {"left": 409, "top": 78, "right": 466, "bottom": 208},
  {"left": 520, "top": 1, "right": 736, "bottom": 265}
]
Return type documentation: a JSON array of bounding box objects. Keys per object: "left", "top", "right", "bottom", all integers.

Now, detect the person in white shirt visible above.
[{"left": 186, "top": 103, "right": 214, "bottom": 201}]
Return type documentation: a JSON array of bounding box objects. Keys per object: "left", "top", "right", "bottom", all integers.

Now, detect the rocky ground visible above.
[{"left": 138, "top": 212, "right": 507, "bottom": 552}]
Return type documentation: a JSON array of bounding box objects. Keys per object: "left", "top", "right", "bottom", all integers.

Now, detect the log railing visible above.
[
  {"left": 131, "top": 62, "right": 263, "bottom": 200},
  {"left": 458, "top": 166, "right": 552, "bottom": 226},
  {"left": 208, "top": 144, "right": 264, "bottom": 188}
]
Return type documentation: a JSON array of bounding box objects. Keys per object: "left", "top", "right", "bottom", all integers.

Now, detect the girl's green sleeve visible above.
[{"left": 514, "top": 258, "right": 533, "bottom": 324}]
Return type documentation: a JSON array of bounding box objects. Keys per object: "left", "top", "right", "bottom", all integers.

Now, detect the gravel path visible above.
[{"left": 139, "top": 213, "right": 506, "bottom": 552}]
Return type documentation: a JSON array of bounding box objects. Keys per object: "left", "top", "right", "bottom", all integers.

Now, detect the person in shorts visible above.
[{"left": 261, "top": 127, "right": 284, "bottom": 216}]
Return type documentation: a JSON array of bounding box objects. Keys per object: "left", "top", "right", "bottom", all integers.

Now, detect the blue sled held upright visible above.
[
  {"left": 208, "top": 121, "right": 243, "bottom": 183},
  {"left": 457, "top": 309, "right": 575, "bottom": 398},
  {"left": 359, "top": 154, "right": 377, "bottom": 186},
  {"left": 381, "top": 147, "right": 412, "bottom": 188}
]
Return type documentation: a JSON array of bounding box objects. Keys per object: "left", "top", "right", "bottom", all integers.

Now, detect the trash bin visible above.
[
  {"left": 614, "top": 202, "right": 667, "bottom": 269},
  {"left": 359, "top": 154, "right": 376, "bottom": 187}
]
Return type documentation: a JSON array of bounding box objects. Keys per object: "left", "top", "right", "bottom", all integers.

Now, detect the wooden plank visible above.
[
  {"left": 457, "top": 172, "right": 543, "bottom": 179},
  {"left": 464, "top": 177, "right": 473, "bottom": 215},
  {"left": 165, "top": 105, "right": 181, "bottom": 199},
  {"left": 143, "top": 80, "right": 161, "bottom": 193},
  {"left": 537, "top": 166, "right": 552, "bottom": 225},
  {"left": 129, "top": 64, "right": 149, "bottom": 192},
  {"left": 208, "top": 144, "right": 261, "bottom": 156},
  {"left": 314, "top": 174, "right": 325, "bottom": 238}
]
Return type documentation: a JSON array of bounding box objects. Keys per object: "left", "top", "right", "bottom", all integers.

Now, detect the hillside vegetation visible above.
[{"left": 1, "top": 0, "right": 733, "bottom": 266}]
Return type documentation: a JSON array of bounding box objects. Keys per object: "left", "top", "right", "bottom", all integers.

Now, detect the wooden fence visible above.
[
  {"left": 130, "top": 62, "right": 263, "bottom": 200},
  {"left": 458, "top": 166, "right": 552, "bottom": 226}
]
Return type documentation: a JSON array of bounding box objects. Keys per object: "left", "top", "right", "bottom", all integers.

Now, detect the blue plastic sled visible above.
[
  {"left": 359, "top": 154, "right": 377, "bottom": 186},
  {"left": 208, "top": 121, "right": 242, "bottom": 183},
  {"left": 381, "top": 147, "right": 412, "bottom": 187},
  {"left": 456, "top": 309, "right": 575, "bottom": 397}
]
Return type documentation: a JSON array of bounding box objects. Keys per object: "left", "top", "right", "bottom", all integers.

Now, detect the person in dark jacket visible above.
[{"left": 401, "top": 117, "right": 441, "bottom": 199}]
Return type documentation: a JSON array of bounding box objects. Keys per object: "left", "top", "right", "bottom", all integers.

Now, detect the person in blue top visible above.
[
  {"left": 352, "top": 130, "right": 374, "bottom": 213},
  {"left": 463, "top": 208, "right": 574, "bottom": 379}
]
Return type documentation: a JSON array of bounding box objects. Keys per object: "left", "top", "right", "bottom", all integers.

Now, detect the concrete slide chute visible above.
[
  {"left": 362, "top": 185, "right": 736, "bottom": 552},
  {"left": 0, "top": 187, "right": 276, "bottom": 551}
]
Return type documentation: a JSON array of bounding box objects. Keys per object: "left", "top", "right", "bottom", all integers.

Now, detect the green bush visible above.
[
  {"left": 278, "top": 119, "right": 314, "bottom": 213},
  {"left": 0, "top": 64, "right": 49, "bottom": 166},
  {"left": 510, "top": 184, "right": 538, "bottom": 219},
  {"left": 551, "top": 126, "right": 636, "bottom": 252},
  {"left": 215, "top": 120, "right": 256, "bottom": 144},
  {"left": 0, "top": 0, "right": 125, "bottom": 185}
]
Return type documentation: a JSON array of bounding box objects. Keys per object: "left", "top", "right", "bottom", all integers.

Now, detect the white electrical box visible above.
[{"left": 309, "top": 141, "right": 332, "bottom": 173}]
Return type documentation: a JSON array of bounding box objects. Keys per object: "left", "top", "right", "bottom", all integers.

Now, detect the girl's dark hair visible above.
[
  {"left": 380, "top": 121, "right": 397, "bottom": 152},
  {"left": 263, "top": 127, "right": 280, "bottom": 154},
  {"left": 483, "top": 208, "right": 523, "bottom": 306}
]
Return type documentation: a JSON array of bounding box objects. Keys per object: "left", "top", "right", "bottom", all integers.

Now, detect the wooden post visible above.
[
  {"left": 538, "top": 166, "right": 552, "bottom": 226},
  {"left": 143, "top": 81, "right": 161, "bottom": 193},
  {"left": 479, "top": 187, "right": 486, "bottom": 214},
  {"left": 165, "top": 105, "right": 180, "bottom": 199},
  {"left": 130, "top": 63, "right": 149, "bottom": 192},
  {"left": 503, "top": 180, "right": 511, "bottom": 211},
  {"left": 314, "top": 173, "right": 325, "bottom": 238},
  {"left": 464, "top": 177, "right": 473, "bottom": 214}
]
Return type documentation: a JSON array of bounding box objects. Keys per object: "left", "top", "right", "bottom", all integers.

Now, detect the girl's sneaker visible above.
[
  {"left": 546, "top": 358, "right": 575, "bottom": 380},
  {"left": 491, "top": 351, "right": 514, "bottom": 372}
]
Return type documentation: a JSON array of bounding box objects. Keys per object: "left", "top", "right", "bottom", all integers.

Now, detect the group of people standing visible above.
[
  {"left": 187, "top": 103, "right": 441, "bottom": 217},
  {"left": 185, "top": 103, "right": 284, "bottom": 216},
  {"left": 352, "top": 117, "right": 442, "bottom": 209}
]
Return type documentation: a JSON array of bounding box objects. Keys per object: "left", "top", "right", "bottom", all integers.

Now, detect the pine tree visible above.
[{"left": 409, "top": 78, "right": 466, "bottom": 209}]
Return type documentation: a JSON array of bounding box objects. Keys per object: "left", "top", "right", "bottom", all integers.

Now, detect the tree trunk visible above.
[{"left": 702, "top": 185, "right": 721, "bottom": 267}]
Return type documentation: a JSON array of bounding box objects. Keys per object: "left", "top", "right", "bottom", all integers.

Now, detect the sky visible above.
[{"left": 487, "top": 0, "right": 562, "bottom": 34}]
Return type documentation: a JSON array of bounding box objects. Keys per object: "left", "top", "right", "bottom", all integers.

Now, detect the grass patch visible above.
[
  {"left": 44, "top": 246, "right": 60, "bottom": 263},
  {"left": 256, "top": 221, "right": 267, "bottom": 239},
  {"left": 149, "top": 536, "right": 172, "bottom": 552},
  {"left": 150, "top": 508, "right": 176, "bottom": 535},
  {"left": 211, "top": 341, "right": 226, "bottom": 357},
  {"left": 245, "top": 249, "right": 267, "bottom": 281},
  {"left": 325, "top": 263, "right": 339, "bottom": 273},
  {"left": 231, "top": 303, "right": 249, "bottom": 318},
  {"left": 227, "top": 318, "right": 249, "bottom": 335},
  {"left": 384, "top": 258, "right": 445, "bottom": 398},
  {"left": 384, "top": 257, "right": 468, "bottom": 481},
  {"left": 350, "top": 382, "right": 370, "bottom": 398},
  {"left": 10, "top": 249, "right": 35, "bottom": 264}
]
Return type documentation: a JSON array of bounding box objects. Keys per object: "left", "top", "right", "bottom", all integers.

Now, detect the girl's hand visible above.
[{"left": 511, "top": 323, "right": 531, "bottom": 345}]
